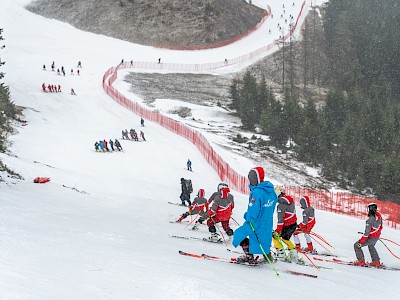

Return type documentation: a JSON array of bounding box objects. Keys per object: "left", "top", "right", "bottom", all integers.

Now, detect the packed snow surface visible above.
[{"left": 1, "top": 0, "right": 399, "bottom": 299}]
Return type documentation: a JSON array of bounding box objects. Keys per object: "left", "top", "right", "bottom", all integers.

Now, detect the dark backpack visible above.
[{"left": 186, "top": 179, "right": 193, "bottom": 193}]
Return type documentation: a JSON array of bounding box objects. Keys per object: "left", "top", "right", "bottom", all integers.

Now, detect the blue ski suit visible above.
[{"left": 232, "top": 181, "right": 277, "bottom": 254}]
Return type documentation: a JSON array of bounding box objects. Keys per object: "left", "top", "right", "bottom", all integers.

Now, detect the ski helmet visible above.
[
  {"left": 274, "top": 186, "right": 285, "bottom": 198},
  {"left": 367, "top": 203, "right": 377, "bottom": 215},
  {"left": 217, "top": 182, "right": 228, "bottom": 192}
]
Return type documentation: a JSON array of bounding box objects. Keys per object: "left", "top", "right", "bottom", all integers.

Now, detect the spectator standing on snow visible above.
[
  {"left": 187, "top": 159, "right": 192, "bottom": 171},
  {"left": 109, "top": 139, "right": 115, "bottom": 151}
]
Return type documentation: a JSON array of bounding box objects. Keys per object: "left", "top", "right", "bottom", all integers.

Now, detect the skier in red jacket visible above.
[
  {"left": 293, "top": 195, "right": 316, "bottom": 252},
  {"left": 207, "top": 184, "right": 234, "bottom": 243},
  {"left": 353, "top": 203, "right": 383, "bottom": 268}
]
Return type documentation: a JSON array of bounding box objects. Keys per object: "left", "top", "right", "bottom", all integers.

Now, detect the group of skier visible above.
[
  {"left": 177, "top": 179, "right": 234, "bottom": 243},
  {"left": 121, "top": 128, "right": 146, "bottom": 141},
  {"left": 94, "top": 139, "right": 122, "bottom": 152},
  {"left": 174, "top": 166, "right": 384, "bottom": 268},
  {"left": 42, "top": 83, "right": 61, "bottom": 93}
]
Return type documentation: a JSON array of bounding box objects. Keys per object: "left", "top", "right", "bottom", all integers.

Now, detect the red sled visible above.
[{"left": 33, "top": 177, "right": 51, "bottom": 184}]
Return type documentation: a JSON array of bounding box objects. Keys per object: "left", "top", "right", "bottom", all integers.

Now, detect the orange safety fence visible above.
[{"left": 102, "top": 0, "right": 400, "bottom": 229}]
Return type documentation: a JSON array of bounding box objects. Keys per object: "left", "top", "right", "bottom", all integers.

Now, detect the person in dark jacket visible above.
[
  {"left": 233, "top": 167, "right": 277, "bottom": 263},
  {"left": 114, "top": 139, "right": 122, "bottom": 151},
  {"left": 180, "top": 178, "right": 193, "bottom": 206}
]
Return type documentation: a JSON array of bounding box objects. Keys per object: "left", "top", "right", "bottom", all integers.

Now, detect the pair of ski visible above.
[
  {"left": 313, "top": 257, "right": 400, "bottom": 271},
  {"left": 179, "top": 250, "right": 318, "bottom": 278},
  {"left": 169, "top": 234, "right": 223, "bottom": 244}
]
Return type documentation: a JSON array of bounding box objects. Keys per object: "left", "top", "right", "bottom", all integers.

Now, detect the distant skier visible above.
[
  {"left": 109, "top": 139, "right": 114, "bottom": 151},
  {"left": 99, "top": 140, "right": 105, "bottom": 152},
  {"left": 158, "top": 58, "right": 161, "bottom": 64},
  {"left": 187, "top": 159, "right": 192, "bottom": 171},
  {"left": 293, "top": 196, "right": 316, "bottom": 253},
  {"left": 42, "top": 83, "right": 47, "bottom": 92},
  {"left": 94, "top": 141, "right": 100, "bottom": 152},
  {"left": 180, "top": 178, "right": 193, "bottom": 206},
  {"left": 43, "top": 64, "right": 46, "bottom": 71},
  {"left": 71, "top": 88, "right": 76, "bottom": 95},
  {"left": 141, "top": 117, "right": 145, "bottom": 127},
  {"left": 58, "top": 85, "right": 61, "bottom": 92},
  {"left": 77, "top": 61, "right": 82, "bottom": 68},
  {"left": 103, "top": 139, "right": 109, "bottom": 152},
  {"left": 70, "top": 68, "right": 74, "bottom": 75},
  {"left": 51, "top": 61, "right": 55, "bottom": 71},
  {"left": 140, "top": 131, "right": 146, "bottom": 141},
  {"left": 176, "top": 189, "right": 208, "bottom": 228},
  {"left": 353, "top": 203, "right": 383, "bottom": 268},
  {"left": 114, "top": 139, "right": 123, "bottom": 151}
]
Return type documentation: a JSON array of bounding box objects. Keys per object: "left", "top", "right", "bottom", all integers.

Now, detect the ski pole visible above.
[
  {"left": 249, "top": 222, "right": 280, "bottom": 276},
  {"left": 273, "top": 231, "right": 288, "bottom": 257},
  {"left": 380, "top": 237, "right": 400, "bottom": 248},
  {"left": 297, "top": 249, "right": 320, "bottom": 271},
  {"left": 378, "top": 238, "right": 400, "bottom": 260},
  {"left": 309, "top": 234, "right": 333, "bottom": 254},
  {"left": 310, "top": 232, "right": 335, "bottom": 248},
  {"left": 231, "top": 217, "right": 240, "bottom": 226},
  {"left": 185, "top": 214, "right": 199, "bottom": 229}
]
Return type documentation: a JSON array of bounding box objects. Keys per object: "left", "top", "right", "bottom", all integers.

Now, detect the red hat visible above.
[{"left": 248, "top": 167, "right": 265, "bottom": 185}]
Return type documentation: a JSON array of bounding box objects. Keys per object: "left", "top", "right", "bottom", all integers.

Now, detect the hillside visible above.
[{"left": 26, "top": 0, "right": 265, "bottom": 47}]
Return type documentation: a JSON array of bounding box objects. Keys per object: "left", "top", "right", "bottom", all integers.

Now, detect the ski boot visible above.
[
  {"left": 369, "top": 261, "right": 383, "bottom": 268},
  {"left": 289, "top": 249, "right": 304, "bottom": 264},
  {"left": 275, "top": 248, "right": 286, "bottom": 261},
  {"left": 191, "top": 222, "right": 199, "bottom": 231},
  {"left": 236, "top": 253, "right": 256, "bottom": 264},
  {"left": 352, "top": 259, "right": 367, "bottom": 267},
  {"left": 208, "top": 232, "right": 221, "bottom": 243}
]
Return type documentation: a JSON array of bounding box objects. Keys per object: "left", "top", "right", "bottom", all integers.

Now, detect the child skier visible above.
[
  {"left": 272, "top": 187, "right": 302, "bottom": 263},
  {"left": 293, "top": 196, "right": 316, "bottom": 252},
  {"left": 114, "top": 139, "right": 122, "bottom": 151},
  {"left": 353, "top": 203, "right": 383, "bottom": 268},
  {"left": 176, "top": 189, "right": 207, "bottom": 227},
  {"left": 187, "top": 159, "right": 192, "bottom": 171},
  {"left": 207, "top": 184, "right": 234, "bottom": 242}
]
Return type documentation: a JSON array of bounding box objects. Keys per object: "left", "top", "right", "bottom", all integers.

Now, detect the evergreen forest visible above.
[{"left": 229, "top": 0, "right": 400, "bottom": 202}]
